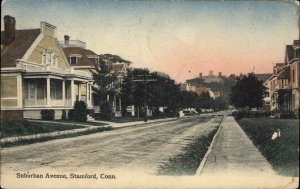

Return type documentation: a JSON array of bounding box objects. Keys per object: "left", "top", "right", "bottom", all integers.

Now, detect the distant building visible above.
[
  {"left": 264, "top": 40, "right": 300, "bottom": 112},
  {"left": 180, "top": 83, "right": 196, "bottom": 92},
  {"left": 194, "top": 87, "right": 215, "bottom": 99},
  {"left": 199, "top": 71, "right": 224, "bottom": 83}
]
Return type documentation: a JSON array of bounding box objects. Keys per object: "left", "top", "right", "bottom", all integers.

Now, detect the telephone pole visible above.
[{"left": 132, "top": 74, "right": 157, "bottom": 122}]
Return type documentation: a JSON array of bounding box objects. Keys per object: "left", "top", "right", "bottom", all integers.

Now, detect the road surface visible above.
[{"left": 1, "top": 115, "right": 223, "bottom": 176}]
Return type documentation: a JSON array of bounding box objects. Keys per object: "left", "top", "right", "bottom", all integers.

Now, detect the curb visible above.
[{"left": 195, "top": 114, "right": 226, "bottom": 175}]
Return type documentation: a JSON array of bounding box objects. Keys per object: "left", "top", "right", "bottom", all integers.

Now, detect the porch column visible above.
[
  {"left": 71, "top": 79, "right": 75, "bottom": 106},
  {"left": 78, "top": 83, "right": 81, "bottom": 101},
  {"left": 86, "top": 82, "right": 89, "bottom": 106},
  {"left": 89, "top": 83, "right": 92, "bottom": 107},
  {"left": 119, "top": 97, "right": 122, "bottom": 111},
  {"left": 47, "top": 77, "right": 51, "bottom": 106},
  {"left": 62, "top": 80, "right": 66, "bottom": 106}
]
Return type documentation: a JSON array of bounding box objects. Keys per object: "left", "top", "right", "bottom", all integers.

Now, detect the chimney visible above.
[
  {"left": 4, "top": 15, "right": 16, "bottom": 46},
  {"left": 209, "top": 70, "right": 213, "bottom": 76},
  {"left": 199, "top": 72, "right": 203, "bottom": 78},
  {"left": 64, "top": 35, "right": 70, "bottom": 46},
  {"left": 219, "top": 72, "right": 222, "bottom": 77}
]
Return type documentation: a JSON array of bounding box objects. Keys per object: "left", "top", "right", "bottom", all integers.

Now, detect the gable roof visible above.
[
  {"left": 254, "top": 73, "right": 273, "bottom": 82},
  {"left": 62, "top": 47, "right": 97, "bottom": 68},
  {"left": 1, "top": 29, "right": 40, "bottom": 67},
  {"left": 277, "top": 66, "right": 290, "bottom": 79}
]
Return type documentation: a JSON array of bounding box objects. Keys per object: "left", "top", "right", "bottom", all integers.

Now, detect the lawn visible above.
[
  {"left": 1, "top": 126, "right": 113, "bottom": 148},
  {"left": 1, "top": 120, "right": 86, "bottom": 138},
  {"left": 157, "top": 127, "right": 218, "bottom": 176},
  {"left": 237, "top": 118, "right": 299, "bottom": 177}
]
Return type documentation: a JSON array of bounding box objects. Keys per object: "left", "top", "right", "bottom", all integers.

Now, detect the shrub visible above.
[
  {"left": 100, "top": 102, "right": 113, "bottom": 120},
  {"left": 72, "top": 101, "right": 88, "bottom": 122},
  {"left": 68, "top": 109, "right": 74, "bottom": 120},
  {"left": 41, "top": 109, "right": 55, "bottom": 120},
  {"left": 61, "top": 110, "right": 67, "bottom": 120},
  {"left": 279, "top": 112, "right": 298, "bottom": 119}
]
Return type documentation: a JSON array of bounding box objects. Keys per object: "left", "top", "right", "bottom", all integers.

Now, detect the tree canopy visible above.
[{"left": 230, "top": 73, "right": 266, "bottom": 109}]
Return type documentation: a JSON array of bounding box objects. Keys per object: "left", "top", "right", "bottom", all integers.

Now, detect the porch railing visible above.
[
  {"left": 24, "top": 99, "right": 47, "bottom": 107},
  {"left": 23, "top": 99, "right": 73, "bottom": 107}
]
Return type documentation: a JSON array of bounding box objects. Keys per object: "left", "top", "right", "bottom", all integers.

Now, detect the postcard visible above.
[{"left": 1, "top": 0, "right": 299, "bottom": 188}]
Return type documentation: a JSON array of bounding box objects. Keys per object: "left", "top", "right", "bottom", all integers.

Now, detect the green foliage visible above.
[
  {"left": 100, "top": 101, "right": 113, "bottom": 120},
  {"left": 230, "top": 73, "right": 266, "bottom": 108},
  {"left": 121, "top": 68, "right": 199, "bottom": 116},
  {"left": 197, "top": 92, "right": 214, "bottom": 110},
  {"left": 61, "top": 110, "right": 67, "bottom": 120},
  {"left": 0, "top": 120, "right": 84, "bottom": 138},
  {"left": 68, "top": 109, "right": 74, "bottom": 120},
  {"left": 158, "top": 127, "right": 218, "bottom": 175},
  {"left": 212, "top": 97, "right": 228, "bottom": 111},
  {"left": 40, "top": 109, "right": 55, "bottom": 120},
  {"left": 233, "top": 109, "right": 271, "bottom": 120},
  {"left": 92, "top": 63, "right": 116, "bottom": 101},
  {"left": 238, "top": 118, "right": 299, "bottom": 176},
  {"left": 72, "top": 101, "right": 88, "bottom": 122}
]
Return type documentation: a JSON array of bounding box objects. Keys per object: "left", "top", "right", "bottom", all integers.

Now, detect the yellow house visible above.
[{"left": 1, "top": 15, "right": 93, "bottom": 120}]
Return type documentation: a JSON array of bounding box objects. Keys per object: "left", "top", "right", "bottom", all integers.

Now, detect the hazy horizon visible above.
[{"left": 1, "top": 0, "right": 299, "bottom": 82}]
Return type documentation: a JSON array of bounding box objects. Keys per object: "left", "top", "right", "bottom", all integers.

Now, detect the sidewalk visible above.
[{"left": 198, "top": 116, "right": 277, "bottom": 177}]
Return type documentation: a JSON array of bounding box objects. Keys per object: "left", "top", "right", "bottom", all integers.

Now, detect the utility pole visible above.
[{"left": 132, "top": 74, "right": 157, "bottom": 122}]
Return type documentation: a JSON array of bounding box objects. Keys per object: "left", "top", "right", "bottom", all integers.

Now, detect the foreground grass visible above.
[
  {"left": 237, "top": 118, "right": 299, "bottom": 177},
  {"left": 1, "top": 120, "right": 86, "bottom": 138},
  {"left": 1, "top": 126, "right": 113, "bottom": 148},
  {"left": 157, "top": 127, "right": 218, "bottom": 176}
]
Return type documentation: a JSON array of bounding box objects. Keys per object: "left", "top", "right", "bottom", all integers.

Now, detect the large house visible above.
[
  {"left": 60, "top": 36, "right": 130, "bottom": 117},
  {"left": 1, "top": 15, "right": 93, "bottom": 120},
  {"left": 264, "top": 40, "right": 300, "bottom": 112}
]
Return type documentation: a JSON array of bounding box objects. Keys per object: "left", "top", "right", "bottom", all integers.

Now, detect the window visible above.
[
  {"left": 70, "top": 56, "right": 77, "bottom": 65},
  {"left": 42, "top": 51, "right": 57, "bottom": 66},
  {"left": 292, "top": 69, "right": 295, "bottom": 83}
]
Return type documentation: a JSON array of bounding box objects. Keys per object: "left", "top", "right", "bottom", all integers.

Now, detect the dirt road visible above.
[{"left": 1, "top": 116, "right": 223, "bottom": 175}]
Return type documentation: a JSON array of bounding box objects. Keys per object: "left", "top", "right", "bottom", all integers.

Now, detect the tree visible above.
[
  {"left": 92, "top": 62, "right": 116, "bottom": 102},
  {"left": 121, "top": 68, "right": 183, "bottom": 117},
  {"left": 230, "top": 73, "right": 266, "bottom": 109},
  {"left": 197, "top": 92, "right": 214, "bottom": 110}
]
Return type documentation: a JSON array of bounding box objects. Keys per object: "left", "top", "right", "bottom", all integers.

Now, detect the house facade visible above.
[
  {"left": 264, "top": 40, "right": 300, "bottom": 113},
  {"left": 60, "top": 37, "right": 130, "bottom": 117},
  {"left": 1, "top": 15, "right": 93, "bottom": 120}
]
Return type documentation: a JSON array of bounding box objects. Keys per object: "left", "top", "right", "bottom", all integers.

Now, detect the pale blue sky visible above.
[{"left": 2, "top": 0, "right": 299, "bottom": 82}]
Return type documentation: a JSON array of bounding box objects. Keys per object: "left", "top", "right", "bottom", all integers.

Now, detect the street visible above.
[{"left": 1, "top": 115, "right": 223, "bottom": 176}]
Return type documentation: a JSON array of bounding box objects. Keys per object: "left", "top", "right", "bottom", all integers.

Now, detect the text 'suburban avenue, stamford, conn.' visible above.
[{"left": 1, "top": 0, "right": 299, "bottom": 188}]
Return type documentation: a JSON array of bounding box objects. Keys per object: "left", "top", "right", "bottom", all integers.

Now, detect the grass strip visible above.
[
  {"left": 157, "top": 127, "right": 218, "bottom": 176},
  {"left": 1, "top": 126, "right": 113, "bottom": 148},
  {"left": 237, "top": 118, "right": 299, "bottom": 177},
  {"left": 1, "top": 120, "right": 86, "bottom": 138}
]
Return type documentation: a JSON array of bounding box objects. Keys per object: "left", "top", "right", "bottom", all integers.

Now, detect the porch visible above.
[{"left": 23, "top": 76, "right": 93, "bottom": 108}]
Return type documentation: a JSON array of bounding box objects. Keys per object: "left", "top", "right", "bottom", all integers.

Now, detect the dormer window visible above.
[
  {"left": 42, "top": 50, "right": 57, "bottom": 66},
  {"left": 70, "top": 56, "right": 77, "bottom": 65}
]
